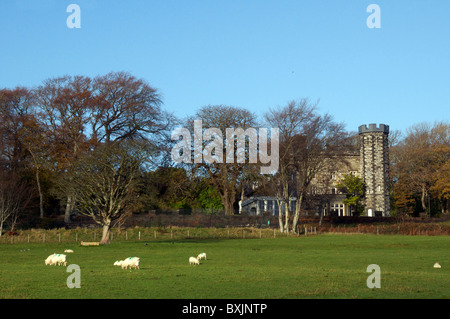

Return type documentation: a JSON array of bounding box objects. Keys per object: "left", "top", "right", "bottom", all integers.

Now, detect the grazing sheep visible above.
[
  {"left": 45, "top": 253, "right": 57, "bottom": 266},
  {"left": 197, "top": 252, "right": 207, "bottom": 260},
  {"left": 64, "top": 249, "right": 74, "bottom": 253},
  {"left": 189, "top": 256, "right": 200, "bottom": 265},
  {"left": 434, "top": 262, "right": 441, "bottom": 268},
  {"left": 45, "top": 253, "right": 66, "bottom": 266},
  {"left": 53, "top": 254, "right": 67, "bottom": 266},
  {"left": 121, "top": 257, "right": 140, "bottom": 269}
]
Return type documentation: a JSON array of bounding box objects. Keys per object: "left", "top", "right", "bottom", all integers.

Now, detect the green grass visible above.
[{"left": 0, "top": 234, "right": 449, "bottom": 299}]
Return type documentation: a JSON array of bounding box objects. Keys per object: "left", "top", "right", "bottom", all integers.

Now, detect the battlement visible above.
[{"left": 358, "top": 123, "right": 389, "bottom": 134}]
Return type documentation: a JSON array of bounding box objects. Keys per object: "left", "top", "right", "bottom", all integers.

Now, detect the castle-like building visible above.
[
  {"left": 359, "top": 123, "right": 390, "bottom": 217},
  {"left": 241, "top": 123, "right": 390, "bottom": 217}
]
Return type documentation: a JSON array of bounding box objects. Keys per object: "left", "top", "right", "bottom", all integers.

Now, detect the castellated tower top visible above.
[{"left": 358, "top": 123, "right": 389, "bottom": 134}]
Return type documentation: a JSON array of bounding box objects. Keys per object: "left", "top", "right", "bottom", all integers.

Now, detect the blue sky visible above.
[{"left": 1, "top": 0, "right": 449, "bottom": 134}]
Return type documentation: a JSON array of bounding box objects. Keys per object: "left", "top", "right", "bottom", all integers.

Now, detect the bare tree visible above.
[
  {"left": 265, "top": 99, "right": 347, "bottom": 233},
  {"left": 90, "top": 71, "right": 169, "bottom": 144},
  {"left": 264, "top": 99, "right": 316, "bottom": 232},
  {"left": 69, "top": 140, "right": 150, "bottom": 244},
  {"left": 291, "top": 113, "right": 347, "bottom": 233}
]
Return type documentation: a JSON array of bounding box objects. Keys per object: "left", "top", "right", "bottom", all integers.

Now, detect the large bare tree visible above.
[
  {"left": 69, "top": 140, "right": 150, "bottom": 244},
  {"left": 90, "top": 71, "right": 170, "bottom": 144},
  {"left": 290, "top": 113, "right": 347, "bottom": 233},
  {"left": 265, "top": 99, "right": 347, "bottom": 233},
  {"left": 264, "top": 99, "right": 315, "bottom": 232}
]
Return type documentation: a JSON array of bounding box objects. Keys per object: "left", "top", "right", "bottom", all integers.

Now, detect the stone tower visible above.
[{"left": 358, "top": 124, "right": 390, "bottom": 217}]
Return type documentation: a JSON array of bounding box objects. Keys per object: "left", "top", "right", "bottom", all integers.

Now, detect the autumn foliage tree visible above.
[
  {"left": 0, "top": 87, "right": 35, "bottom": 171},
  {"left": 34, "top": 75, "right": 93, "bottom": 222},
  {"left": 0, "top": 87, "right": 44, "bottom": 220},
  {"left": 32, "top": 72, "right": 173, "bottom": 224},
  {"left": 391, "top": 122, "right": 449, "bottom": 216}
]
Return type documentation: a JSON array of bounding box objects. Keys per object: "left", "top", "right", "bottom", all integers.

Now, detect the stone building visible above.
[
  {"left": 240, "top": 123, "right": 390, "bottom": 217},
  {"left": 358, "top": 123, "right": 390, "bottom": 217}
]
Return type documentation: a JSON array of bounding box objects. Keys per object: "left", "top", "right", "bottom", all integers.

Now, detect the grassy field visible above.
[{"left": 0, "top": 234, "right": 448, "bottom": 299}]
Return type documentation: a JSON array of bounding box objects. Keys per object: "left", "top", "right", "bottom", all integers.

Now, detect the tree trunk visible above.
[
  {"left": 420, "top": 185, "right": 427, "bottom": 213},
  {"left": 280, "top": 180, "right": 289, "bottom": 233},
  {"left": 225, "top": 200, "right": 234, "bottom": 216},
  {"left": 100, "top": 219, "right": 111, "bottom": 244},
  {"left": 28, "top": 147, "right": 44, "bottom": 218},
  {"left": 284, "top": 206, "right": 290, "bottom": 233},
  {"left": 292, "top": 193, "right": 303, "bottom": 233},
  {"left": 239, "top": 187, "right": 244, "bottom": 214},
  {"left": 221, "top": 191, "right": 229, "bottom": 216},
  {"left": 278, "top": 200, "right": 284, "bottom": 233},
  {"left": 221, "top": 189, "right": 236, "bottom": 216},
  {"left": 319, "top": 210, "right": 324, "bottom": 227},
  {"left": 64, "top": 194, "right": 74, "bottom": 224},
  {"left": 35, "top": 168, "right": 44, "bottom": 219}
]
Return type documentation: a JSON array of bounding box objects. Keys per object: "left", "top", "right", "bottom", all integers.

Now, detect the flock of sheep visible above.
[
  {"left": 189, "top": 252, "right": 207, "bottom": 265},
  {"left": 113, "top": 257, "right": 141, "bottom": 269},
  {"left": 44, "top": 248, "right": 207, "bottom": 269}
]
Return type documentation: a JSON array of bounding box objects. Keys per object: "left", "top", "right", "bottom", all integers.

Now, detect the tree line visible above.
[{"left": 0, "top": 71, "right": 448, "bottom": 243}]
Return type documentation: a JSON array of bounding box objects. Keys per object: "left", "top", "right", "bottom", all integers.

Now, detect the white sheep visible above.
[
  {"left": 197, "top": 252, "right": 207, "bottom": 260},
  {"left": 433, "top": 262, "right": 441, "bottom": 269},
  {"left": 189, "top": 256, "right": 200, "bottom": 265},
  {"left": 121, "top": 257, "right": 140, "bottom": 269},
  {"left": 45, "top": 253, "right": 57, "bottom": 266},
  {"left": 45, "top": 253, "right": 66, "bottom": 266},
  {"left": 64, "top": 249, "right": 74, "bottom": 253}
]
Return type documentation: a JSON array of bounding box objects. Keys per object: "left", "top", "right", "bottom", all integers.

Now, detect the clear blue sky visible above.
[{"left": 1, "top": 0, "right": 449, "bottom": 134}]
